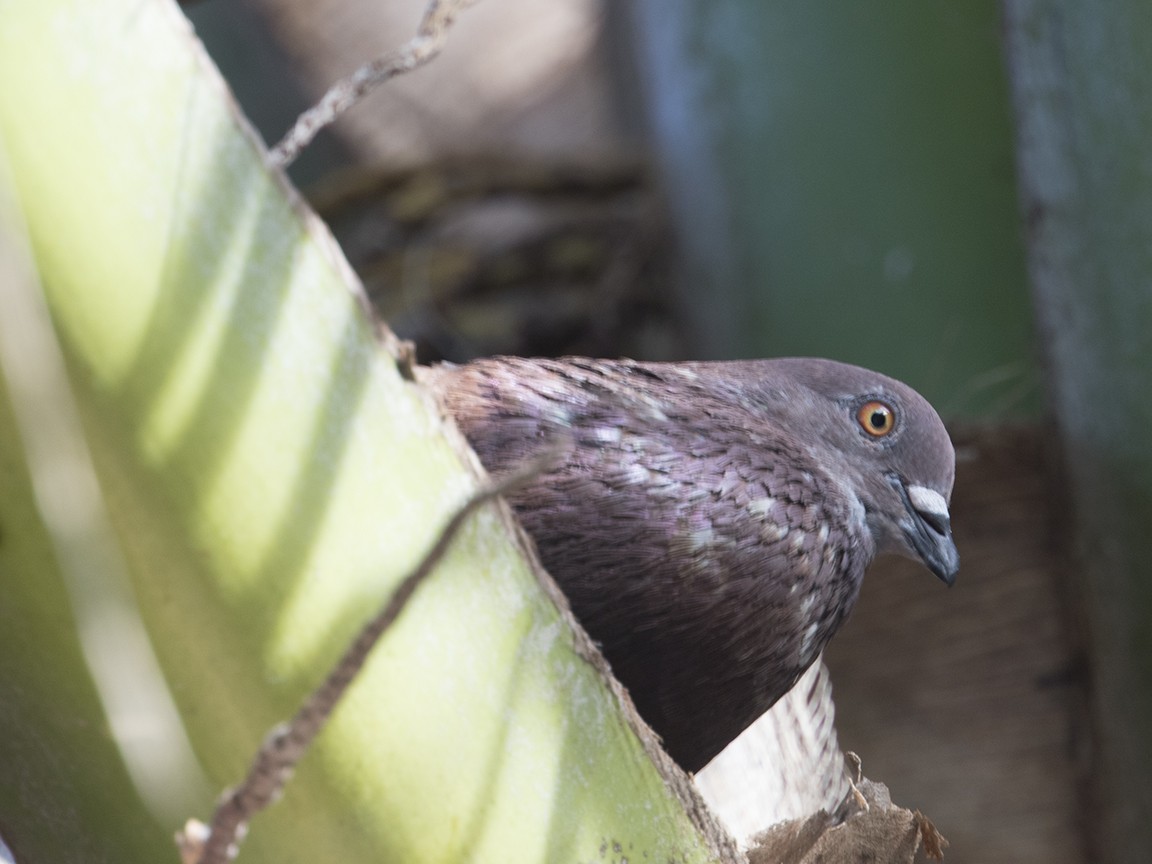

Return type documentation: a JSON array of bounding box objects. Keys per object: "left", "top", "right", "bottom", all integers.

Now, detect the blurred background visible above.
[
  {"left": 183, "top": 0, "right": 1036, "bottom": 417},
  {"left": 180, "top": 1, "right": 1152, "bottom": 861}
]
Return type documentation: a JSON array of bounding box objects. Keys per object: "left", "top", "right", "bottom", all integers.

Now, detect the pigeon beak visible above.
[{"left": 891, "top": 478, "right": 960, "bottom": 586}]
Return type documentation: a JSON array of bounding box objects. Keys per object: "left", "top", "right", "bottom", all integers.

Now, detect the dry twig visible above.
[
  {"left": 178, "top": 448, "right": 556, "bottom": 864},
  {"left": 269, "top": 0, "right": 478, "bottom": 167}
]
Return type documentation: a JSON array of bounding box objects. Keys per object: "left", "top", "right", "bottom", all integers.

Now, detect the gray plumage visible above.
[{"left": 422, "top": 356, "right": 958, "bottom": 772}]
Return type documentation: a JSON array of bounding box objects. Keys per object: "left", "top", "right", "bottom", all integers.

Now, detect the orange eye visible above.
[{"left": 857, "top": 401, "right": 895, "bottom": 437}]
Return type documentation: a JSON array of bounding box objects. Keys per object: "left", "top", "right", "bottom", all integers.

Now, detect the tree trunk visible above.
[{"left": 1002, "top": 1, "right": 1152, "bottom": 860}]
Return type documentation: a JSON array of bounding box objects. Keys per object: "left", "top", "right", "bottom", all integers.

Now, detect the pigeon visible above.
[{"left": 421, "top": 356, "right": 959, "bottom": 772}]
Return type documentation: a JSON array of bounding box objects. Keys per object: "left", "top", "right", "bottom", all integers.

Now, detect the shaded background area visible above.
[
  {"left": 186, "top": 0, "right": 1039, "bottom": 412},
  {"left": 181, "top": 1, "right": 1152, "bottom": 861},
  {"left": 187, "top": 0, "right": 1039, "bottom": 416}
]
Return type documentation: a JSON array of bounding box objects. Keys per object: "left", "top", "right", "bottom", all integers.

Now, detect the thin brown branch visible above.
[
  {"left": 179, "top": 447, "right": 556, "bottom": 864},
  {"left": 269, "top": 0, "right": 478, "bottom": 168}
]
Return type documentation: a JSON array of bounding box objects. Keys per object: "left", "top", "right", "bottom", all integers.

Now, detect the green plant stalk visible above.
[{"left": 0, "top": 1, "right": 732, "bottom": 861}]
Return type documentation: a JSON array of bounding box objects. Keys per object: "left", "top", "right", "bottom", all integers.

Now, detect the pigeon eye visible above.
[{"left": 857, "top": 401, "right": 895, "bottom": 437}]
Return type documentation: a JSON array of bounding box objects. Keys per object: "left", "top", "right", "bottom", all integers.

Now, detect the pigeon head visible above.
[{"left": 747, "top": 358, "right": 960, "bottom": 586}]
